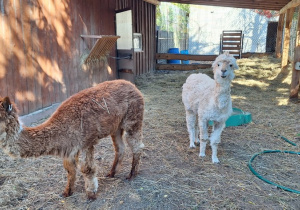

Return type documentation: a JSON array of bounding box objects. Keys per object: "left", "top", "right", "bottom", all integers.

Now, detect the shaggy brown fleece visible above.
[{"left": 0, "top": 79, "right": 145, "bottom": 200}]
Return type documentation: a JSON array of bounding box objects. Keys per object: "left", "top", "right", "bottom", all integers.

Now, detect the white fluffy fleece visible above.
[{"left": 182, "top": 52, "right": 239, "bottom": 163}]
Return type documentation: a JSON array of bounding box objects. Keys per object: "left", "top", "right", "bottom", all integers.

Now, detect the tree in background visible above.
[
  {"left": 157, "top": 3, "right": 190, "bottom": 32},
  {"left": 252, "top": 10, "right": 279, "bottom": 18},
  {"left": 156, "top": 3, "right": 190, "bottom": 50}
]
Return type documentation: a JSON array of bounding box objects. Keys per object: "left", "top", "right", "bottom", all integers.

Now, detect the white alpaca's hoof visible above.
[
  {"left": 199, "top": 152, "right": 206, "bottom": 157},
  {"left": 190, "top": 143, "right": 196, "bottom": 148},
  {"left": 212, "top": 157, "right": 220, "bottom": 163}
]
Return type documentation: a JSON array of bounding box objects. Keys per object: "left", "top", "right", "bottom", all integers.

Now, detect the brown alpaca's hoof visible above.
[
  {"left": 62, "top": 190, "right": 73, "bottom": 197},
  {"left": 126, "top": 171, "right": 137, "bottom": 180},
  {"left": 106, "top": 171, "right": 115, "bottom": 178},
  {"left": 86, "top": 192, "right": 97, "bottom": 201}
]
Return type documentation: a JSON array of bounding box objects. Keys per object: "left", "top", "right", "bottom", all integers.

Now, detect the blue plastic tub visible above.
[
  {"left": 181, "top": 50, "right": 189, "bottom": 64},
  {"left": 168, "top": 48, "right": 181, "bottom": 64}
]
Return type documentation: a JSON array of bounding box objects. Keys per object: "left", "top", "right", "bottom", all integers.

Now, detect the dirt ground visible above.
[{"left": 1, "top": 55, "right": 300, "bottom": 209}]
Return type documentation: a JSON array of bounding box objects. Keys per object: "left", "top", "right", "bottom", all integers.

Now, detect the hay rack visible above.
[{"left": 81, "top": 35, "right": 120, "bottom": 64}]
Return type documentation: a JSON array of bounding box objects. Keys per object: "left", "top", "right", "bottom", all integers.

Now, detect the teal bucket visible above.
[
  {"left": 168, "top": 48, "right": 181, "bottom": 64},
  {"left": 181, "top": 50, "right": 189, "bottom": 64},
  {"left": 209, "top": 108, "right": 252, "bottom": 127}
]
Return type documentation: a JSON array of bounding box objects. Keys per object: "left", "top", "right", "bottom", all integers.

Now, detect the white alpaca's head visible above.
[{"left": 212, "top": 52, "right": 239, "bottom": 84}]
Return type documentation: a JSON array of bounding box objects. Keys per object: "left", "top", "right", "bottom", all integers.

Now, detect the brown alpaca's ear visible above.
[{"left": 2, "top": 97, "right": 13, "bottom": 114}]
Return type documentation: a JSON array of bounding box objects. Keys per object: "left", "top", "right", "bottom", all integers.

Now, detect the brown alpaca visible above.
[{"left": 0, "top": 79, "right": 145, "bottom": 200}]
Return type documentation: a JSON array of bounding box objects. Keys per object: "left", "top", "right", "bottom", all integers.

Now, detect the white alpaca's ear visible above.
[
  {"left": 232, "top": 60, "right": 239, "bottom": 70},
  {"left": 212, "top": 60, "right": 218, "bottom": 69},
  {"left": 228, "top": 55, "right": 239, "bottom": 70}
]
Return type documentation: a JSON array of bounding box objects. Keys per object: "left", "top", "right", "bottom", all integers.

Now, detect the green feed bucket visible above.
[{"left": 209, "top": 108, "right": 252, "bottom": 127}]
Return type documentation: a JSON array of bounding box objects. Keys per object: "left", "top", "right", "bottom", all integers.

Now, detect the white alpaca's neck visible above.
[{"left": 214, "top": 82, "right": 231, "bottom": 110}]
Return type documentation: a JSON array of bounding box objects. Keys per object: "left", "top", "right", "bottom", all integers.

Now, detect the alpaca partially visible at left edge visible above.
[{"left": 0, "top": 79, "right": 145, "bottom": 200}]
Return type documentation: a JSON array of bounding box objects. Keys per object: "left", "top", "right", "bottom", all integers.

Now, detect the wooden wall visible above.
[
  {"left": 116, "top": 0, "right": 156, "bottom": 75},
  {"left": 0, "top": 0, "right": 117, "bottom": 115}
]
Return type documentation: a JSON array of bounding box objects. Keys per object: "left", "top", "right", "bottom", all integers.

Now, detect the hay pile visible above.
[{"left": 1, "top": 55, "right": 300, "bottom": 209}]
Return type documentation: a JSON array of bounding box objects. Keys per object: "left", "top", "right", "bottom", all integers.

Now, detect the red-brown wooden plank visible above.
[
  {"left": 222, "top": 46, "right": 241, "bottom": 51},
  {"left": 0, "top": 0, "right": 9, "bottom": 98},
  {"left": 12, "top": 0, "right": 27, "bottom": 114}
]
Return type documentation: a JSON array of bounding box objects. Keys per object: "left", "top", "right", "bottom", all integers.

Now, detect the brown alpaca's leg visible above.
[
  {"left": 81, "top": 146, "right": 98, "bottom": 200},
  {"left": 106, "top": 128, "right": 125, "bottom": 178},
  {"left": 125, "top": 129, "right": 144, "bottom": 180},
  {"left": 62, "top": 152, "right": 79, "bottom": 197}
]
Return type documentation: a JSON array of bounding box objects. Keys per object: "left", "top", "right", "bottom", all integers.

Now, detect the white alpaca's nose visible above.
[{"left": 221, "top": 69, "right": 227, "bottom": 78}]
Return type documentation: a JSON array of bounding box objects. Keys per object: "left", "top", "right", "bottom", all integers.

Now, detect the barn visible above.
[
  {"left": 0, "top": 0, "right": 299, "bottom": 117},
  {"left": 0, "top": 0, "right": 157, "bottom": 116},
  {"left": 1, "top": 1, "right": 300, "bottom": 209}
]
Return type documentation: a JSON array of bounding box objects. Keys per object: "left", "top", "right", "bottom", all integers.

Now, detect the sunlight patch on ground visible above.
[
  {"left": 233, "top": 79, "right": 269, "bottom": 89},
  {"left": 276, "top": 97, "right": 289, "bottom": 105},
  {"left": 282, "top": 76, "right": 292, "bottom": 85},
  {"left": 231, "top": 95, "right": 247, "bottom": 100}
]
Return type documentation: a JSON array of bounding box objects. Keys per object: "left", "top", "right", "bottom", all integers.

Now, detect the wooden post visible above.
[
  {"left": 282, "top": 8, "right": 295, "bottom": 68},
  {"left": 280, "top": 0, "right": 300, "bottom": 15},
  {"left": 290, "top": 47, "right": 300, "bottom": 99},
  {"left": 275, "top": 13, "right": 285, "bottom": 58},
  {"left": 290, "top": 7, "right": 300, "bottom": 99}
]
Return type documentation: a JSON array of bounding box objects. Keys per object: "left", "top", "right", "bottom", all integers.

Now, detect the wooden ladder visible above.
[{"left": 220, "top": 30, "right": 243, "bottom": 58}]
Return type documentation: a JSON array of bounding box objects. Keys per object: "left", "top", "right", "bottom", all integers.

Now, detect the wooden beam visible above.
[
  {"left": 159, "top": 0, "right": 289, "bottom": 11},
  {"left": 143, "top": 0, "right": 160, "bottom": 5},
  {"left": 275, "top": 13, "right": 285, "bottom": 58},
  {"left": 156, "top": 64, "right": 211, "bottom": 70},
  {"left": 156, "top": 53, "right": 271, "bottom": 61},
  {"left": 156, "top": 53, "right": 217, "bottom": 61},
  {"left": 282, "top": 8, "right": 295, "bottom": 68},
  {"left": 280, "top": 0, "right": 300, "bottom": 14},
  {"left": 290, "top": 7, "right": 300, "bottom": 99}
]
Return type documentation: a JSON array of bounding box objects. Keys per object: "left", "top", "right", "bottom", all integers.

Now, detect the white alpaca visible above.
[{"left": 182, "top": 52, "right": 238, "bottom": 163}]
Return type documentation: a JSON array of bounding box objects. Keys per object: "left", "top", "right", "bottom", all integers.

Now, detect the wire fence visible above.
[{"left": 156, "top": 30, "right": 188, "bottom": 54}]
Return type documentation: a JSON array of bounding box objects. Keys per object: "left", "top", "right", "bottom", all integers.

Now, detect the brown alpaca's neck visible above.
[{"left": 17, "top": 124, "right": 56, "bottom": 158}]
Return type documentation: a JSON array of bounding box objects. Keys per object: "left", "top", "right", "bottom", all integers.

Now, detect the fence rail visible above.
[{"left": 156, "top": 53, "right": 272, "bottom": 70}]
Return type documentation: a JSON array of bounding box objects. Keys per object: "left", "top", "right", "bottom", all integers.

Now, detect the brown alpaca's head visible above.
[{"left": 0, "top": 96, "right": 21, "bottom": 157}]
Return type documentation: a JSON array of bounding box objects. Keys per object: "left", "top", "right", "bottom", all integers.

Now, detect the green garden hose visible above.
[
  {"left": 279, "top": 135, "right": 297, "bottom": 146},
  {"left": 248, "top": 150, "right": 300, "bottom": 194}
]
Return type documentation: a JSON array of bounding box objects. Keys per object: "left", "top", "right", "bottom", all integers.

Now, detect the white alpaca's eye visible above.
[
  {"left": 230, "top": 64, "right": 233, "bottom": 67},
  {"left": 217, "top": 64, "right": 220, "bottom": 67}
]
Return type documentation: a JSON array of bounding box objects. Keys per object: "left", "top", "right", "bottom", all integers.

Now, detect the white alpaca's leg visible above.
[
  {"left": 195, "top": 123, "right": 200, "bottom": 145},
  {"left": 210, "top": 121, "right": 225, "bottom": 163},
  {"left": 211, "top": 143, "right": 219, "bottom": 163},
  {"left": 199, "top": 120, "right": 209, "bottom": 157},
  {"left": 186, "top": 111, "right": 196, "bottom": 148},
  {"left": 199, "top": 139, "right": 208, "bottom": 157}
]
